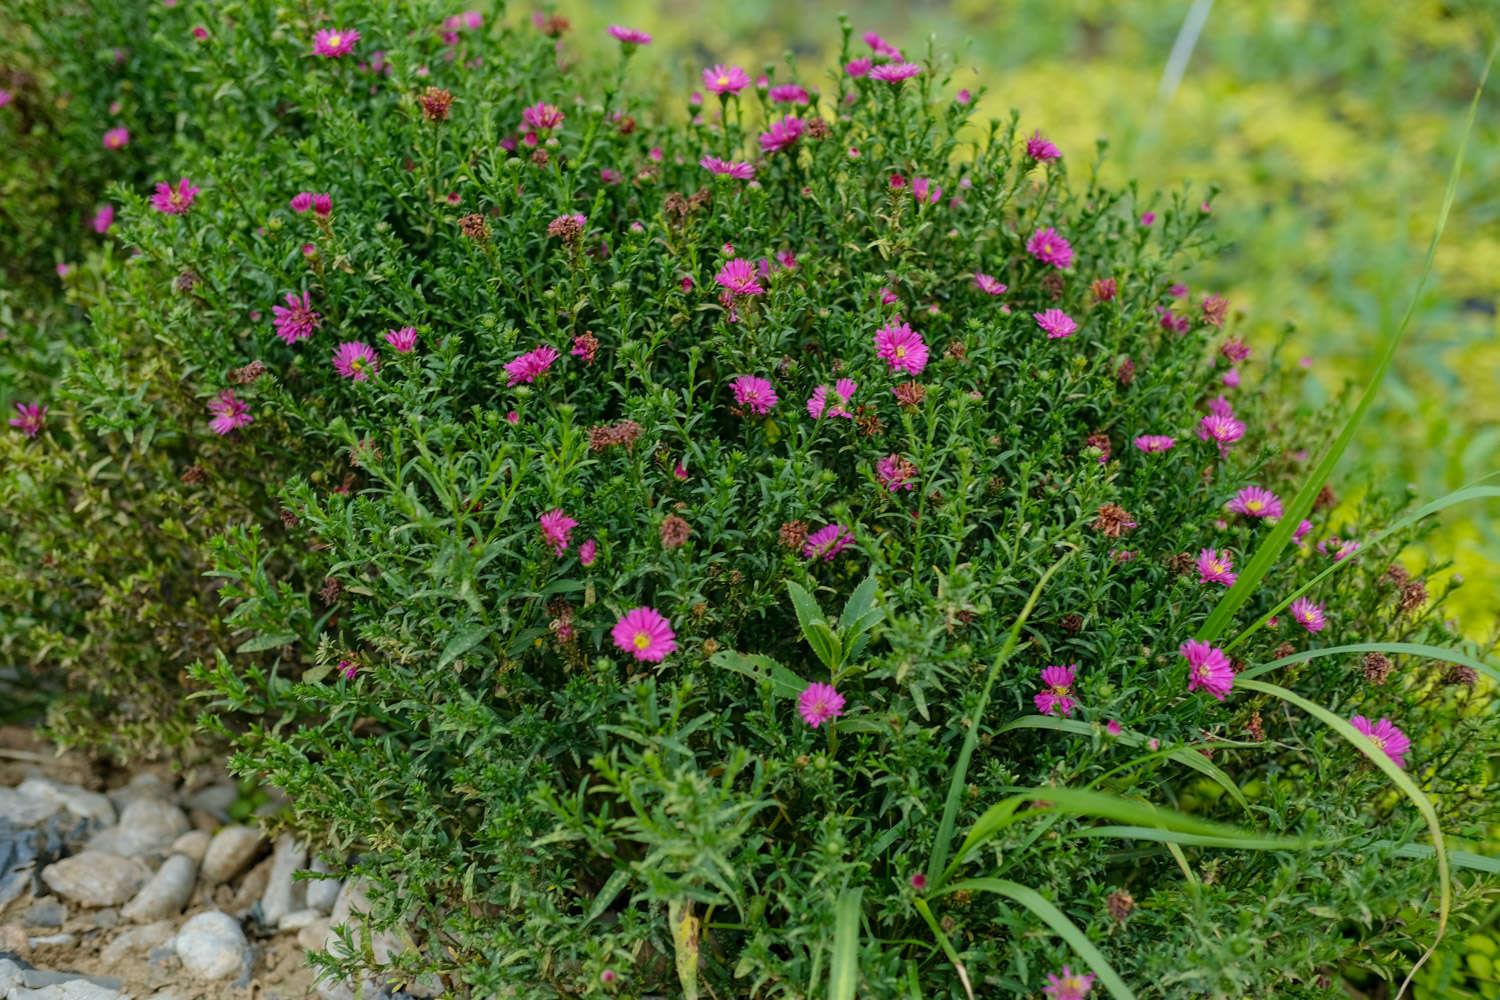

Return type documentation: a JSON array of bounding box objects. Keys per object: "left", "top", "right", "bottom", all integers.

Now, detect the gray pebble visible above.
[
  {"left": 199, "top": 825, "right": 264, "bottom": 885},
  {"left": 174, "top": 910, "right": 251, "bottom": 980},
  {"left": 40, "top": 851, "right": 150, "bottom": 907},
  {"left": 121, "top": 853, "right": 197, "bottom": 922}
]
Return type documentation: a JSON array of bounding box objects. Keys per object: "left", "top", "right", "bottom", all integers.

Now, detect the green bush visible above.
[{"left": 4, "top": 2, "right": 1498, "bottom": 996}]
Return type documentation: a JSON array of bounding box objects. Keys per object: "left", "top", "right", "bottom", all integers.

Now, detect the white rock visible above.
[
  {"left": 105, "top": 773, "right": 172, "bottom": 811},
  {"left": 121, "top": 853, "right": 196, "bottom": 922},
  {"left": 8, "top": 980, "right": 124, "bottom": 999},
  {"left": 41, "top": 851, "right": 150, "bottom": 907},
  {"left": 296, "top": 917, "right": 331, "bottom": 951},
  {"left": 182, "top": 782, "right": 237, "bottom": 820},
  {"left": 86, "top": 799, "right": 189, "bottom": 859},
  {"left": 304, "top": 856, "right": 342, "bottom": 914},
  {"left": 277, "top": 908, "right": 322, "bottom": 931},
  {"left": 0, "top": 958, "right": 23, "bottom": 994},
  {"left": 100, "top": 919, "right": 177, "bottom": 965},
  {"left": 15, "top": 778, "right": 115, "bottom": 826},
  {"left": 174, "top": 910, "right": 250, "bottom": 980},
  {"left": 260, "top": 835, "right": 307, "bottom": 926},
  {"left": 168, "top": 830, "right": 211, "bottom": 865},
  {"left": 0, "top": 785, "right": 62, "bottom": 827},
  {"left": 199, "top": 825, "right": 264, "bottom": 885}
]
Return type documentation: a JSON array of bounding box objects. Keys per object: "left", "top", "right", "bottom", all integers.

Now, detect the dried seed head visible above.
[
  {"left": 458, "top": 213, "right": 490, "bottom": 242},
  {"left": 1362, "top": 652, "right": 1393, "bottom": 685},
  {"left": 1092, "top": 504, "right": 1137, "bottom": 538},
  {"left": 660, "top": 515, "right": 692, "bottom": 549},
  {"left": 1107, "top": 890, "right": 1135, "bottom": 922}
]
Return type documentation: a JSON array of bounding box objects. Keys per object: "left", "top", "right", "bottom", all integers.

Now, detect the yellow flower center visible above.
[
  {"left": 1246, "top": 500, "right": 1263, "bottom": 512},
  {"left": 894, "top": 346, "right": 906, "bottom": 358},
  {"left": 327, "top": 34, "right": 342, "bottom": 46},
  {"left": 717, "top": 75, "right": 729, "bottom": 86},
  {"left": 1051, "top": 684, "right": 1071, "bottom": 697},
  {"left": 1209, "top": 560, "right": 1225, "bottom": 574},
  {"left": 633, "top": 632, "right": 652, "bottom": 650}
]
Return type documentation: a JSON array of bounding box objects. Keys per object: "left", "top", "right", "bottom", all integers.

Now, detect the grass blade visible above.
[
  {"left": 1238, "top": 641, "right": 1499, "bottom": 684},
  {"left": 1237, "top": 678, "right": 1449, "bottom": 995},
  {"left": 1196, "top": 45, "right": 1496, "bottom": 645},
  {"left": 828, "top": 887, "right": 863, "bottom": 1000},
  {"left": 942, "top": 878, "right": 1136, "bottom": 1000}
]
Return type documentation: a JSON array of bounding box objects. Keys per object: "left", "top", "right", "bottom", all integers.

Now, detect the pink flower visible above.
[
  {"left": 311, "top": 193, "right": 332, "bottom": 217},
  {"left": 579, "top": 538, "right": 598, "bottom": 567},
  {"left": 715, "top": 258, "right": 764, "bottom": 297},
  {"left": 504, "top": 344, "right": 560, "bottom": 387},
  {"left": 878, "top": 286, "right": 899, "bottom": 305},
  {"left": 869, "top": 62, "right": 921, "bottom": 83},
  {"left": 206, "top": 390, "right": 251, "bottom": 435},
  {"left": 703, "top": 64, "right": 750, "bottom": 95},
  {"left": 759, "top": 116, "right": 805, "bottom": 153},
  {"left": 272, "top": 291, "right": 320, "bottom": 344},
  {"left": 911, "top": 177, "right": 941, "bottom": 204},
  {"left": 731, "top": 375, "right": 778, "bottom": 416},
  {"left": 876, "top": 453, "right": 917, "bottom": 492},
  {"left": 807, "top": 380, "right": 857, "bottom": 420},
  {"left": 1033, "top": 664, "right": 1079, "bottom": 717},
  {"left": 1227, "top": 486, "right": 1282, "bottom": 520},
  {"left": 1206, "top": 396, "right": 1235, "bottom": 418},
  {"left": 845, "top": 58, "right": 872, "bottom": 78},
  {"left": 607, "top": 25, "right": 652, "bottom": 46},
  {"left": 612, "top": 607, "right": 676, "bottom": 662},
  {"left": 151, "top": 177, "right": 200, "bottom": 215},
  {"left": 775, "top": 250, "right": 798, "bottom": 270},
  {"left": 1180, "top": 639, "right": 1234, "bottom": 700},
  {"left": 338, "top": 659, "right": 358, "bottom": 680},
  {"left": 973, "top": 272, "right": 1007, "bottom": 296},
  {"left": 1222, "top": 368, "right": 1241, "bottom": 388},
  {"left": 91, "top": 204, "right": 114, "bottom": 234},
  {"left": 289, "top": 192, "right": 314, "bottom": 213},
  {"left": 102, "top": 127, "right": 130, "bottom": 150},
  {"left": 312, "top": 28, "right": 360, "bottom": 57},
  {"left": 1026, "top": 130, "right": 1061, "bottom": 162},
  {"left": 798, "top": 682, "right": 846, "bottom": 728},
  {"left": 1350, "top": 716, "right": 1411, "bottom": 769},
  {"left": 538, "top": 508, "right": 578, "bottom": 556},
  {"left": 804, "top": 523, "right": 855, "bottom": 561},
  {"left": 1221, "top": 337, "right": 1252, "bottom": 363},
  {"left": 1139, "top": 212, "right": 1156, "bottom": 226},
  {"left": 874, "top": 320, "right": 928, "bottom": 375},
  {"left": 1289, "top": 597, "right": 1327, "bottom": 633},
  {"left": 1105, "top": 720, "right": 1122, "bottom": 736},
  {"left": 863, "top": 31, "right": 902, "bottom": 58},
  {"left": 1133, "top": 435, "right": 1175, "bottom": 453},
  {"left": 0, "top": 90, "right": 11, "bottom": 108},
  {"left": 1043, "top": 966, "right": 1096, "bottom": 1000},
  {"left": 1293, "top": 519, "right": 1314, "bottom": 544},
  {"left": 191, "top": 25, "right": 209, "bottom": 41},
  {"left": 521, "top": 102, "right": 564, "bottom": 131},
  {"left": 332, "top": 341, "right": 379, "bottom": 381},
  {"left": 769, "top": 83, "right": 809, "bottom": 104},
  {"left": 1033, "top": 309, "right": 1078, "bottom": 340},
  {"left": 1197, "top": 413, "right": 1246, "bottom": 449},
  {"left": 701, "top": 155, "right": 754, "bottom": 179},
  {"left": 1197, "top": 549, "right": 1237, "bottom": 586},
  {"left": 1026, "top": 227, "right": 1073, "bottom": 269},
  {"left": 9, "top": 402, "right": 47, "bottom": 438},
  {"left": 383, "top": 327, "right": 418, "bottom": 352}
]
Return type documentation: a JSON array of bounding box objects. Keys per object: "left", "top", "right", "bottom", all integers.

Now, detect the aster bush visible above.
[{"left": 4, "top": 2, "right": 1500, "bottom": 997}]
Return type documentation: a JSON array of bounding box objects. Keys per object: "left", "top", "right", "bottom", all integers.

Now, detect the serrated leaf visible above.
[
  {"left": 438, "top": 625, "right": 491, "bottom": 668},
  {"left": 236, "top": 631, "right": 297, "bottom": 653},
  {"left": 712, "top": 650, "right": 804, "bottom": 699}
]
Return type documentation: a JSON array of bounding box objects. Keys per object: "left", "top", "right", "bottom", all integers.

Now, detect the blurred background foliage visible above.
[{"left": 562, "top": 0, "right": 1500, "bottom": 632}]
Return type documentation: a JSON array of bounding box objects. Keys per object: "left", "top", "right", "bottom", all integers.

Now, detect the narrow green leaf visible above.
[
  {"left": 943, "top": 878, "right": 1136, "bottom": 1000},
  {"left": 1069, "top": 825, "right": 1310, "bottom": 851},
  {"left": 437, "top": 625, "right": 491, "bottom": 668},
  {"left": 828, "top": 887, "right": 862, "bottom": 1000},
  {"left": 1239, "top": 641, "right": 1499, "bottom": 684},
  {"left": 236, "top": 631, "right": 297, "bottom": 653},
  {"left": 912, "top": 898, "right": 974, "bottom": 1000}
]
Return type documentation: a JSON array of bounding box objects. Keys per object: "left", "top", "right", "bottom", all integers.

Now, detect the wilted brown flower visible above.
[
  {"left": 1167, "top": 552, "right": 1195, "bottom": 576},
  {"left": 1092, "top": 504, "right": 1137, "bottom": 538},
  {"left": 1314, "top": 484, "right": 1337, "bottom": 510},
  {"left": 278, "top": 507, "right": 300, "bottom": 528},
  {"left": 180, "top": 464, "right": 208, "bottom": 485},
  {"left": 1092, "top": 277, "right": 1118, "bottom": 302},
  {"left": 319, "top": 577, "right": 342, "bottom": 605},
  {"left": 1115, "top": 356, "right": 1135, "bottom": 386},
  {"left": 228, "top": 359, "right": 267, "bottom": 384},
  {"left": 892, "top": 381, "right": 926, "bottom": 409},
  {"left": 1201, "top": 294, "right": 1229, "bottom": 327},
  {"left": 806, "top": 117, "right": 831, "bottom": 140},
  {"left": 660, "top": 515, "right": 692, "bottom": 549},
  {"left": 1245, "top": 710, "right": 1265, "bottom": 741},
  {"left": 1398, "top": 579, "right": 1427, "bottom": 615},
  {"left": 588, "top": 419, "right": 643, "bottom": 452},
  {"left": 1107, "top": 890, "right": 1135, "bottom": 922},
  {"left": 778, "top": 520, "right": 809, "bottom": 550},
  {"left": 1443, "top": 664, "right": 1478, "bottom": 688},
  {"left": 1362, "top": 652, "right": 1393, "bottom": 685},
  {"left": 944, "top": 340, "right": 968, "bottom": 362},
  {"left": 458, "top": 213, "right": 490, "bottom": 242},
  {"left": 1059, "top": 613, "right": 1084, "bottom": 634},
  {"left": 418, "top": 86, "right": 453, "bottom": 121},
  {"left": 1085, "top": 432, "right": 1111, "bottom": 462}
]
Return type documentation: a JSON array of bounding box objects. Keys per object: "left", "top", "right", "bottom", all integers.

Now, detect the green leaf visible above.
[
  {"left": 1239, "top": 641, "right": 1499, "bottom": 685},
  {"left": 236, "top": 631, "right": 297, "bottom": 654},
  {"left": 839, "top": 573, "right": 880, "bottom": 632},
  {"left": 437, "top": 625, "right": 491, "bottom": 668},
  {"left": 828, "top": 887, "right": 862, "bottom": 1000},
  {"left": 669, "top": 898, "right": 700, "bottom": 1000},
  {"left": 943, "top": 878, "right": 1136, "bottom": 1000},
  {"left": 711, "top": 650, "right": 805, "bottom": 699},
  {"left": 786, "top": 579, "right": 828, "bottom": 632}
]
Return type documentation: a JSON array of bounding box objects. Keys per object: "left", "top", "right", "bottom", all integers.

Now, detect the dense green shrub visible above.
[{"left": 4, "top": 2, "right": 1498, "bottom": 997}]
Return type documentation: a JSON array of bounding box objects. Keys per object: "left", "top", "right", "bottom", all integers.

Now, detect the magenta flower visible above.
[
  {"left": 607, "top": 25, "right": 652, "bottom": 46},
  {"left": 876, "top": 453, "right": 917, "bottom": 492},
  {"left": 9, "top": 402, "right": 47, "bottom": 438},
  {"left": 1197, "top": 549, "right": 1237, "bottom": 586},
  {"left": 1227, "top": 486, "right": 1282, "bottom": 520},
  {"left": 807, "top": 380, "right": 857, "bottom": 420},
  {"left": 845, "top": 58, "right": 872, "bottom": 78},
  {"left": 579, "top": 538, "right": 598, "bottom": 567},
  {"left": 311, "top": 193, "right": 332, "bottom": 217},
  {"left": 973, "top": 272, "right": 1007, "bottom": 296},
  {"left": 769, "top": 83, "right": 809, "bottom": 104},
  {"left": 1026, "top": 227, "right": 1073, "bottom": 269},
  {"left": 804, "top": 523, "right": 855, "bottom": 562},
  {"left": 1197, "top": 413, "right": 1246, "bottom": 449},
  {"left": 700, "top": 155, "right": 755, "bottom": 179},
  {"left": 312, "top": 28, "right": 360, "bottom": 57},
  {"left": 1033, "top": 664, "right": 1079, "bottom": 717},
  {"left": 1043, "top": 966, "right": 1096, "bottom": 1000},
  {"left": 1350, "top": 716, "right": 1411, "bottom": 769},
  {"left": 798, "top": 682, "right": 845, "bottom": 728},
  {"left": 869, "top": 62, "right": 921, "bottom": 83},
  {"left": 1289, "top": 597, "right": 1327, "bottom": 633},
  {"left": 715, "top": 258, "right": 764, "bottom": 297},
  {"left": 874, "top": 320, "right": 928, "bottom": 375},
  {"left": 731, "top": 375, "right": 778, "bottom": 416},
  {"left": 504, "top": 344, "right": 560, "bottom": 387},
  {"left": 206, "top": 390, "right": 251, "bottom": 435},
  {"left": 289, "top": 192, "right": 314, "bottom": 213},
  {"left": 1132, "top": 435, "right": 1175, "bottom": 453},
  {"left": 1206, "top": 395, "right": 1235, "bottom": 418},
  {"left": 1033, "top": 309, "right": 1078, "bottom": 340},
  {"left": 1221, "top": 337, "right": 1252, "bottom": 363},
  {"left": 703, "top": 64, "right": 750, "bottom": 95},
  {"left": 759, "top": 116, "right": 805, "bottom": 154},
  {"left": 92, "top": 204, "right": 115, "bottom": 234},
  {"left": 1293, "top": 519, "right": 1314, "bottom": 544},
  {"left": 1180, "top": 639, "right": 1235, "bottom": 700},
  {"left": 863, "top": 31, "right": 902, "bottom": 58},
  {"left": 1026, "top": 130, "right": 1061, "bottom": 162},
  {"left": 521, "top": 102, "right": 564, "bottom": 131},
  {"left": 383, "top": 326, "right": 418, "bottom": 353},
  {"left": 102, "top": 127, "right": 130, "bottom": 150},
  {"left": 151, "top": 177, "right": 200, "bottom": 215},
  {"left": 271, "top": 291, "right": 320, "bottom": 344},
  {"left": 538, "top": 508, "right": 578, "bottom": 556},
  {"left": 911, "top": 177, "right": 941, "bottom": 205},
  {"left": 332, "top": 341, "right": 379, "bottom": 381},
  {"left": 612, "top": 607, "right": 676, "bottom": 662}
]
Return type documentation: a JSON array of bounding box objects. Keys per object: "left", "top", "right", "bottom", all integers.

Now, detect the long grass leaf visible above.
[
  {"left": 1238, "top": 641, "right": 1499, "bottom": 684},
  {"left": 1069, "top": 825, "right": 1314, "bottom": 850},
  {"left": 828, "top": 887, "right": 862, "bottom": 1000},
  {"left": 1196, "top": 46, "right": 1495, "bottom": 644},
  {"left": 942, "top": 878, "right": 1136, "bottom": 1000}
]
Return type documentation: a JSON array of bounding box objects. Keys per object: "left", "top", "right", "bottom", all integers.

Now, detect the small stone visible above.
[
  {"left": 122, "top": 854, "right": 197, "bottom": 922},
  {"left": 182, "top": 782, "right": 237, "bottom": 821},
  {"left": 304, "top": 856, "right": 341, "bottom": 914},
  {"left": 0, "top": 958, "right": 21, "bottom": 993},
  {"left": 86, "top": 799, "right": 190, "bottom": 860},
  {"left": 175, "top": 910, "right": 250, "bottom": 980},
  {"left": 11, "top": 978, "right": 126, "bottom": 999},
  {"left": 230, "top": 855, "right": 274, "bottom": 916},
  {"left": 260, "top": 835, "right": 307, "bottom": 926},
  {"left": 100, "top": 919, "right": 177, "bottom": 965},
  {"left": 27, "top": 933, "right": 76, "bottom": 947},
  {"left": 22, "top": 898, "right": 68, "bottom": 927},
  {"left": 200, "top": 825, "right": 264, "bottom": 885},
  {"left": 41, "top": 851, "right": 150, "bottom": 907},
  {"left": 0, "top": 786, "right": 63, "bottom": 827},
  {"left": 169, "top": 830, "right": 211, "bottom": 865},
  {"left": 15, "top": 779, "right": 115, "bottom": 827},
  {"left": 277, "top": 908, "right": 321, "bottom": 931},
  {"left": 296, "top": 917, "right": 331, "bottom": 951},
  {"left": 17, "top": 966, "right": 123, "bottom": 991},
  {"left": 106, "top": 773, "right": 172, "bottom": 811},
  {"left": 0, "top": 922, "right": 30, "bottom": 955},
  {"left": 90, "top": 909, "right": 120, "bottom": 929}
]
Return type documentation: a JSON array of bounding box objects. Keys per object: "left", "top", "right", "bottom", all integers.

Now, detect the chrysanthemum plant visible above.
[{"left": 4, "top": 2, "right": 1499, "bottom": 996}]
